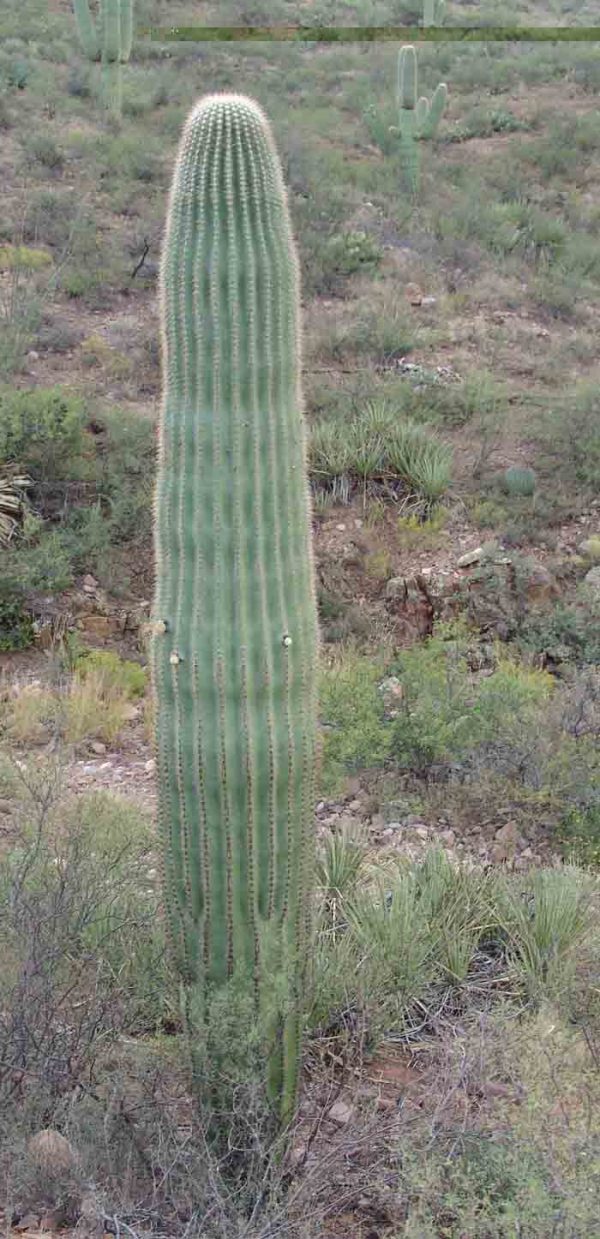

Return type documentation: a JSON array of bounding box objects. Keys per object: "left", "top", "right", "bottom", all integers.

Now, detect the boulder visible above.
[{"left": 583, "top": 565, "right": 600, "bottom": 600}]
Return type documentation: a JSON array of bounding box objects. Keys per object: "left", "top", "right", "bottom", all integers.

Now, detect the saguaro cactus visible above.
[
  {"left": 423, "top": 0, "right": 446, "bottom": 26},
  {"left": 72, "top": 0, "right": 133, "bottom": 114},
  {"left": 392, "top": 45, "right": 448, "bottom": 192},
  {"left": 151, "top": 94, "right": 319, "bottom": 1125}
]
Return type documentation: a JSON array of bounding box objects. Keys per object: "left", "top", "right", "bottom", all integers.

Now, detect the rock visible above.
[
  {"left": 415, "top": 826, "right": 429, "bottom": 840},
  {"left": 14, "top": 1212, "right": 40, "bottom": 1231},
  {"left": 27, "top": 350, "right": 39, "bottom": 361},
  {"left": 90, "top": 740, "right": 106, "bottom": 755},
  {"left": 82, "top": 574, "right": 98, "bottom": 593},
  {"left": 405, "top": 282, "right": 423, "bottom": 306},
  {"left": 457, "top": 547, "right": 483, "bottom": 568},
  {"left": 328, "top": 1100, "right": 353, "bottom": 1126},
  {"left": 578, "top": 536, "right": 600, "bottom": 563},
  {"left": 0, "top": 799, "right": 12, "bottom": 815},
  {"left": 491, "top": 821, "right": 520, "bottom": 862},
  {"left": 439, "top": 829, "right": 456, "bottom": 846},
  {"left": 421, "top": 295, "right": 437, "bottom": 307},
  {"left": 384, "top": 575, "right": 434, "bottom": 640},
  {"left": 524, "top": 561, "right": 560, "bottom": 605},
  {"left": 27, "top": 1129, "right": 77, "bottom": 1177},
  {"left": 445, "top": 551, "right": 560, "bottom": 638},
  {"left": 583, "top": 566, "right": 600, "bottom": 599},
  {"left": 145, "top": 758, "right": 156, "bottom": 774},
  {"left": 78, "top": 615, "right": 115, "bottom": 639}
]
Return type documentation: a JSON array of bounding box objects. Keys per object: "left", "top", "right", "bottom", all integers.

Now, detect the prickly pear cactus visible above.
[{"left": 151, "top": 94, "right": 319, "bottom": 1125}]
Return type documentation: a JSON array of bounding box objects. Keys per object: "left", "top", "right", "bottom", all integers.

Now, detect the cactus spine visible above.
[
  {"left": 393, "top": 45, "right": 448, "bottom": 193},
  {"left": 151, "top": 95, "right": 319, "bottom": 1125},
  {"left": 72, "top": 0, "right": 133, "bottom": 114}
]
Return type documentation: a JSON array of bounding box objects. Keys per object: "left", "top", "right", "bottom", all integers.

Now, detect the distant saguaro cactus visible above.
[
  {"left": 391, "top": 45, "right": 448, "bottom": 193},
  {"left": 72, "top": 0, "right": 133, "bottom": 114},
  {"left": 423, "top": 0, "right": 446, "bottom": 26},
  {"left": 151, "top": 94, "right": 319, "bottom": 1125}
]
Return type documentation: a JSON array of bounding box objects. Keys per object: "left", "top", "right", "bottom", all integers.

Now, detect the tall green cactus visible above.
[
  {"left": 392, "top": 45, "right": 448, "bottom": 193},
  {"left": 151, "top": 94, "right": 319, "bottom": 1125},
  {"left": 72, "top": 0, "right": 133, "bottom": 114}
]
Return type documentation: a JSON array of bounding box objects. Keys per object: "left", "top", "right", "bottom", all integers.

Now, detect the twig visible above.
[{"left": 130, "top": 240, "right": 150, "bottom": 280}]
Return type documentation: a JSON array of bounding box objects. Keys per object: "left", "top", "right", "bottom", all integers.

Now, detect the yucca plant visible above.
[
  {"left": 387, "top": 421, "right": 452, "bottom": 506},
  {"left": 309, "top": 420, "right": 354, "bottom": 480},
  {"left": 316, "top": 825, "right": 366, "bottom": 902},
  {"left": 490, "top": 868, "right": 593, "bottom": 1002}
]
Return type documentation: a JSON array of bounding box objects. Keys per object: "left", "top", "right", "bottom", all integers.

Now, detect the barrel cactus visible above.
[
  {"left": 151, "top": 94, "right": 319, "bottom": 1125},
  {"left": 391, "top": 45, "right": 448, "bottom": 192},
  {"left": 72, "top": 0, "right": 133, "bottom": 114}
]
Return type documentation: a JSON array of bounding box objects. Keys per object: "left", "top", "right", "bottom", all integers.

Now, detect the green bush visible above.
[
  {"left": 321, "top": 229, "right": 382, "bottom": 278},
  {"left": 560, "top": 805, "right": 600, "bottom": 868},
  {"left": 0, "top": 575, "right": 34, "bottom": 651},
  {"left": 75, "top": 650, "right": 147, "bottom": 699},
  {"left": 319, "top": 651, "right": 392, "bottom": 792},
  {"left": 519, "top": 597, "right": 600, "bottom": 667},
  {"left": 0, "top": 387, "right": 86, "bottom": 478}
]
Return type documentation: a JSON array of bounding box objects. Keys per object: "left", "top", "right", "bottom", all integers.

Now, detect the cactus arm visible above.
[
  {"left": 423, "top": 0, "right": 435, "bottom": 25},
  {"left": 415, "top": 96, "right": 430, "bottom": 132},
  {"left": 422, "top": 81, "right": 448, "bottom": 137},
  {"left": 398, "top": 44, "right": 417, "bottom": 110},
  {"left": 120, "top": 0, "right": 133, "bottom": 61},
  {"left": 72, "top": 0, "right": 100, "bottom": 60},
  {"left": 102, "top": 0, "right": 121, "bottom": 62},
  {"left": 153, "top": 94, "right": 318, "bottom": 1124},
  {"left": 423, "top": 0, "right": 445, "bottom": 24}
]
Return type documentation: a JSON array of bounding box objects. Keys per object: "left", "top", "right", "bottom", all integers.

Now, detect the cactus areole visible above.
[{"left": 151, "top": 95, "right": 319, "bottom": 1123}]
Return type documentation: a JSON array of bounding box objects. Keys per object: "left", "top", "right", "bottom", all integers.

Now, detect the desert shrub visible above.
[
  {"left": 6, "top": 653, "right": 146, "bottom": 747},
  {"left": 319, "top": 229, "right": 382, "bottom": 281},
  {"left": 23, "top": 133, "right": 64, "bottom": 171},
  {"left": 0, "top": 387, "right": 86, "bottom": 479},
  {"left": 75, "top": 649, "right": 146, "bottom": 698},
  {"left": 0, "top": 779, "right": 168, "bottom": 1127},
  {"left": 450, "top": 106, "right": 529, "bottom": 140},
  {"left": 537, "top": 384, "right": 600, "bottom": 494},
  {"left": 0, "top": 575, "right": 34, "bottom": 651},
  {"left": 0, "top": 51, "right": 29, "bottom": 89},
  {"left": 560, "top": 805, "right": 600, "bottom": 868},
  {"left": 319, "top": 650, "right": 392, "bottom": 792},
  {"left": 519, "top": 595, "right": 600, "bottom": 667}
]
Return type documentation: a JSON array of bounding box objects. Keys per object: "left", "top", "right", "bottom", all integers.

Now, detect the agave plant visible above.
[{"left": 0, "top": 475, "right": 31, "bottom": 545}]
